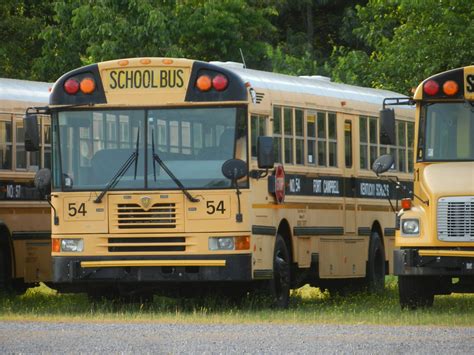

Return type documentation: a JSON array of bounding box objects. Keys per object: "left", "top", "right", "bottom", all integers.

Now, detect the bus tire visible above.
[
  {"left": 266, "top": 234, "right": 291, "bottom": 308},
  {"left": 365, "top": 231, "right": 385, "bottom": 293},
  {"left": 399, "top": 275, "right": 434, "bottom": 309},
  {"left": 0, "top": 247, "right": 7, "bottom": 291}
]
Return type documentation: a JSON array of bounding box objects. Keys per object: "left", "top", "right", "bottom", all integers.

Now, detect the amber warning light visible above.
[{"left": 401, "top": 198, "right": 412, "bottom": 210}]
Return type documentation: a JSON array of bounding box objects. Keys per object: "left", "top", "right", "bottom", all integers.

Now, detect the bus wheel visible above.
[
  {"left": 366, "top": 231, "right": 385, "bottom": 293},
  {"left": 399, "top": 275, "right": 434, "bottom": 309},
  {"left": 0, "top": 248, "right": 7, "bottom": 291},
  {"left": 267, "top": 234, "right": 291, "bottom": 308}
]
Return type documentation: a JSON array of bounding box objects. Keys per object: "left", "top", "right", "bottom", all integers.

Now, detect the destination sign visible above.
[{"left": 104, "top": 68, "right": 189, "bottom": 91}]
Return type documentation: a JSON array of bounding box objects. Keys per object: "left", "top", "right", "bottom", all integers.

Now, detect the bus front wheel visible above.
[
  {"left": 0, "top": 248, "right": 7, "bottom": 290},
  {"left": 265, "top": 234, "right": 291, "bottom": 308},
  {"left": 399, "top": 275, "right": 435, "bottom": 309},
  {"left": 365, "top": 231, "right": 385, "bottom": 293}
]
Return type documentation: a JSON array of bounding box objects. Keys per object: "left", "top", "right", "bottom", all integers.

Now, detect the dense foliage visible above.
[{"left": 1, "top": 0, "right": 473, "bottom": 94}]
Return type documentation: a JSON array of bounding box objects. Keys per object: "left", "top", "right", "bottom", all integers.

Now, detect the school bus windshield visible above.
[
  {"left": 423, "top": 102, "right": 474, "bottom": 161},
  {"left": 53, "top": 106, "right": 248, "bottom": 190}
]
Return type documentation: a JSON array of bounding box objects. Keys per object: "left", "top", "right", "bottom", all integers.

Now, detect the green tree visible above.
[
  {"left": 174, "top": 0, "right": 276, "bottom": 69},
  {"left": 268, "top": 0, "right": 364, "bottom": 76},
  {"left": 33, "top": 0, "right": 277, "bottom": 81},
  {"left": 0, "top": 1, "right": 53, "bottom": 80},
  {"left": 329, "top": 0, "right": 474, "bottom": 94}
]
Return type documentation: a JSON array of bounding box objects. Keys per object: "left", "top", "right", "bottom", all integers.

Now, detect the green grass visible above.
[{"left": 1, "top": 277, "right": 473, "bottom": 326}]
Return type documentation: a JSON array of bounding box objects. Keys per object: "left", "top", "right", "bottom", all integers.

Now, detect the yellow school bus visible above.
[
  {"left": 25, "top": 58, "right": 414, "bottom": 306},
  {"left": 0, "top": 78, "right": 52, "bottom": 293},
  {"left": 375, "top": 65, "right": 474, "bottom": 309}
]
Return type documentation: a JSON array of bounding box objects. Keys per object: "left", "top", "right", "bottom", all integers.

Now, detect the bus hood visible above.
[{"left": 422, "top": 162, "right": 474, "bottom": 197}]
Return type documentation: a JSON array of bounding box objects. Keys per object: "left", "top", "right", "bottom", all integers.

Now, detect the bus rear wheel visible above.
[{"left": 399, "top": 275, "right": 435, "bottom": 309}]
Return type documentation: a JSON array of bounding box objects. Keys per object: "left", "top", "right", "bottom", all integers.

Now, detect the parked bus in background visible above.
[
  {"left": 374, "top": 65, "right": 474, "bottom": 309},
  {"left": 25, "top": 58, "right": 413, "bottom": 306},
  {"left": 0, "top": 78, "right": 52, "bottom": 293}
]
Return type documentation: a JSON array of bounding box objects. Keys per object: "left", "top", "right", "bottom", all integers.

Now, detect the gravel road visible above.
[{"left": 0, "top": 321, "right": 473, "bottom": 354}]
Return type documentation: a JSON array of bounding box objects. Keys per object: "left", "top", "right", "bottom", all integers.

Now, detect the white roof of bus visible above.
[
  {"left": 212, "top": 61, "right": 408, "bottom": 107},
  {"left": 0, "top": 78, "right": 51, "bottom": 103}
]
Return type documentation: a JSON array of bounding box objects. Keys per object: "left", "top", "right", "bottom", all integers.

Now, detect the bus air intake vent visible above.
[
  {"left": 108, "top": 237, "right": 185, "bottom": 252},
  {"left": 116, "top": 203, "right": 177, "bottom": 229},
  {"left": 256, "top": 92, "right": 265, "bottom": 104},
  {"left": 437, "top": 196, "right": 474, "bottom": 242}
]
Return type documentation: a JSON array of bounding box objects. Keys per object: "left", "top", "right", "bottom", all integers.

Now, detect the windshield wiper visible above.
[
  {"left": 151, "top": 130, "right": 199, "bottom": 203},
  {"left": 94, "top": 129, "right": 140, "bottom": 203}
]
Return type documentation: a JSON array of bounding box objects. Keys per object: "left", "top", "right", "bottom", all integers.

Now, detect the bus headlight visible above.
[
  {"left": 209, "top": 237, "right": 234, "bottom": 250},
  {"left": 209, "top": 236, "right": 250, "bottom": 250},
  {"left": 401, "top": 219, "right": 420, "bottom": 236},
  {"left": 61, "top": 239, "right": 84, "bottom": 252}
]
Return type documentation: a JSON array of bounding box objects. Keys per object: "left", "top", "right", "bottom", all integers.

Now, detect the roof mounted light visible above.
[
  {"left": 196, "top": 75, "right": 212, "bottom": 91},
  {"left": 423, "top": 80, "right": 439, "bottom": 96},
  {"left": 442, "top": 80, "right": 458, "bottom": 96},
  {"left": 212, "top": 74, "right": 228, "bottom": 91},
  {"left": 80, "top": 77, "right": 96, "bottom": 94},
  {"left": 64, "top": 79, "right": 80, "bottom": 95}
]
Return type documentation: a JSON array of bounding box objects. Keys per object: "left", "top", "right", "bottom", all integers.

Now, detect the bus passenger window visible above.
[
  {"left": 16, "top": 121, "right": 26, "bottom": 169},
  {"left": 359, "top": 116, "right": 368, "bottom": 169},
  {"left": 43, "top": 123, "right": 51, "bottom": 169},
  {"left": 273, "top": 106, "right": 282, "bottom": 163},
  {"left": 369, "top": 118, "right": 378, "bottom": 167},
  {"left": 407, "top": 122, "right": 414, "bottom": 172},
  {"left": 0, "top": 120, "right": 12, "bottom": 169},
  {"left": 307, "top": 113, "right": 316, "bottom": 165},
  {"left": 295, "top": 109, "right": 304, "bottom": 165},
  {"left": 284, "top": 107, "right": 293, "bottom": 164},
  {"left": 328, "top": 113, "right": 337, "bottom": 167},
  {"left": 344, "top": 121, "right": 352, "bottom": 168},
  {"left": 396, "top": 121, "right": 407, "bottom": 172},
  {"left": 359, "top": 116, "right": 378, "bottom": 170},
  {"left": 251, "top": 114, "right": 267, "bottom": 158},
  {"left": 317, "top": 112, "right": 326, "bottom": 166}
]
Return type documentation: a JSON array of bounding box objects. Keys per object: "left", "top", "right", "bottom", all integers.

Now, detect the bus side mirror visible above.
[
  {"left": 372, "top": 154, "right": 394, "bottom": 175},
  {"left": 24, "top": 114, "right": 40, "bottom": 152},
  {"left": 379, "top": 108, "right": 395, "bottom": 145},
  {"left": 34, "top": 168, "right": 51, "bottom": 196},
  {"left": 222, "top": 159, "right": 248, "bottom": 181},
  {"left": 257, "top": 136, "right": 274, "bottom": 169}
]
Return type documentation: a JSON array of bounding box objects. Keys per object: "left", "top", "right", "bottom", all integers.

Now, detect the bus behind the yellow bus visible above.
[
  {"left": 373, "top": 65, "right": 474, "bottom": 309},
  {"left": 0, "top": 78, "right": 52, "bottom": 293},
  {"left": 25, "top": 58, "right": 414, "bottom": 306}
]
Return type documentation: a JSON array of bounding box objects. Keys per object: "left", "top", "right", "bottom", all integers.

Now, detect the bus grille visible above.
[
  {"left": 117, "top": 203, "right": 177, "bottom": 229},
  {"left": 437, "top": 196, "right": 474, "bottom": 242},
  {"left": 108, "top": 237, "right": 185, "bottom": 252}
]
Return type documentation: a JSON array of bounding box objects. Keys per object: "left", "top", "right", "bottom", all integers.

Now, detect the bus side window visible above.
[
  {"left": 295, "top": 109, "right": 304, "bottom": 165},
  {"left": 396, "top": 121, "right": 407, "bottom": 172},
  {"left": 0, "top": 119, "right": 12, "bottom": 169},
  {"left": 273, "top": 106, "right": 282, "bottom": 163},
  {"left": 283, "top": 107, "right": 293, "bottom": 164},
  {"left": 328, "top": 113, "right": 337, "bottom": 167},
  {"left": 317, "top": 112, "right": 326, "bottom": 166},
  {"left": 344, "top": 121, "right": 352, "bottom": 168},
  {"left": 307, "top": 113, "right": 316, "bottom": 165},
  {"left": 251, "top": 114, "right": 267, "bottom": 158}
]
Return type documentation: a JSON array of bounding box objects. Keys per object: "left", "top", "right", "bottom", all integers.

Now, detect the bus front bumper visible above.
[
  {"left": 52, "top": 254, "right": 252, "bottom": 283},
  {"left": 394, "top": 248, "right": 474, "bottom": 276}
]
